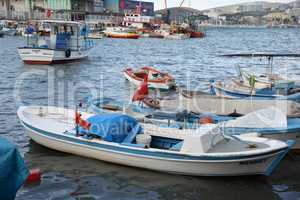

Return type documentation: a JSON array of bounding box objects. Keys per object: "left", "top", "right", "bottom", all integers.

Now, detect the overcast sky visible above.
[{"left": 149, "top": 0, "right": 295, "bottom": 10}]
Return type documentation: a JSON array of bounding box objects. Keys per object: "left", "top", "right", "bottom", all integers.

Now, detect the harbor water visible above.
[{"left": 1, "top": 28, "right": 300, "bottom": 199}]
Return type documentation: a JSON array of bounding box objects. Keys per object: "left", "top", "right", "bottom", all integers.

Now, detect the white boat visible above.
[
  {"left": 123, "top": 67, "right": 176, "bottom": 90},
  {"left": 86, "top": 21, "right": 104, "bottom": 39},
  {"left": 0, "top": 20, "right": 17, "bottom": 36},
  {"left": 164, "top": 33, "right": 190, "bottom": 40},
  {"left": 0, "top": 27, "right": 17, "bottom": 36},
  {"left": 17, "top": 106, "right": 294, "bottom": 176},
  {"left": 224, "top": 53, "right": 300, "bottom": 88},
  {"left": 17, "top": 20, "right": 95, "bottom": 65}
]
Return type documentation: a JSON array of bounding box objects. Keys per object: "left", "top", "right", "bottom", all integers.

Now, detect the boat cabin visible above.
[{"left": 26, "top": 20, "right": 94, "bottom": 51}]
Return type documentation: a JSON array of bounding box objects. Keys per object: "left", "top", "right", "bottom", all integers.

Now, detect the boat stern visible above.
[{"left": 18, "top": 47, "right": 54, "bottom": 65}]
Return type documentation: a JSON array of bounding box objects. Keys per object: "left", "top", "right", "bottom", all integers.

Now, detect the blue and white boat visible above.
[
  {"left": 17, "top": 106, "right": 293, "bottom": 176},
  {"left": 222, "top": 53, "right": 300, "bottom": 89},
  {"left": 89, "top": 97, "right": 233, "bottom": 128},
  {"left": 211, "top": 79, "right": 300, "bottom": 101},
  {"left": 89, "top": 98, "right": 300, "bottom": 149},
  {"left": 17, "top": 20, "right": 95, "bottom": 65}
]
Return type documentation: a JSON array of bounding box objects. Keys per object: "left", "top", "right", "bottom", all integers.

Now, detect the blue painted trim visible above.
[
  {"left": 213, "top": 84, "right": 300, "bottom": 101},
  {"left": 265, "top": 140, "right": 295, "bottom": 176},
  {"left": 21, "top": 120, "right": 287, "bottom": 162}
]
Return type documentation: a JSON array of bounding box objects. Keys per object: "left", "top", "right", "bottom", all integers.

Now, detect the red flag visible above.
[
  {"left": 75, "top": 112, "right": 91, "bottom": 130},
  {"left": 120, "top": 0, "right": 126, "bottom": 9},
  {"left": 132, "top": 75, "right": 148, "bottom": 102},
  {"left": 46, "top": 9, "right": 52, "bottom": 18}
]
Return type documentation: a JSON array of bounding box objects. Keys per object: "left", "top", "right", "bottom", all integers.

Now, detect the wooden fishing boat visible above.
[
  {"left": 88, "top": 97, "right": 300, "bottom": 149},
  {"left": 211, "top": 79, "right": 300, "bottom": 101},
  {"left": 190, "top": 31, "right": 205, "bottom": 38},
  {"left": 165, "top": 89, "right": 300, "bottom": 117},
  {"left": 17, "top": 20, "right": 95, "bottom": 65},
  {"left": 17, "top": 106, "right": 294, "bottom": 176},
  {"left": 223, "top": 53, "right": 300, "bottom": 87},
  {"left": 123, "top": 67, "right": 176, "bottom": 90}
]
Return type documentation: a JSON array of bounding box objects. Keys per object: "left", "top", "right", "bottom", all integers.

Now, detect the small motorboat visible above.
[
  {"left": 222, "top": 53, "right": 300, "bottom": 88},
  {"left": 89, "top": 97, "right": 233, "bottom": 128},
  {"left": 104, "top": 27, "right": 140, "bottom": 39},
  {"left": 86, "top": 21, "right": 104, "bottom": 39},
  {"left": 190, "top": 30, "right": 205, "bottom": 38},
  {"left": 164, "top": 33, "right": 190, "bottom": 40},
  {"left": 17, "top": 106, "right": 294, "bottom": 176},
  {"left": 211, "top": 79, "right": 300, "bottom": 101},
  {"left": 18, "top": 20, "right": 95, "bottom": 65},
  {"left": 124, "top": 67, "right": 176, "bottom": 90},
  {"left": 0, "top": 26, "right": 17, "bottom": 36},
  {"left": 163, "top": 89, "right": 300, "bottom": 117},
  {"left": 164, "top": 23, "right": 190, "bottom": 40},
  {"left": 88, "top": 98, "right": 300, "bottom": 149},
  {"left": 0, "top": 20, "right": 17, "bottom": 36}
]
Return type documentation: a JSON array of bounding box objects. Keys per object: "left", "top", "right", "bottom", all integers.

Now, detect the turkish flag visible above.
[
  {"left": 75, "top": 112, "right": 91, "bottom": 130},
  {"left": 132, "top": 75, "right": 149, "bottom": 102}
]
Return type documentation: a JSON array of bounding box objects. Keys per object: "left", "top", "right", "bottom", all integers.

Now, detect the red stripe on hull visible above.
[
  {"left": 23, "top": 60, "right": 52, "bottom": 65},
  {"left": 23, "top": 58, "right": 85, "bottom": 65},
  {"left": 108, "top": 35, "right": 140, "bottom": 39}
]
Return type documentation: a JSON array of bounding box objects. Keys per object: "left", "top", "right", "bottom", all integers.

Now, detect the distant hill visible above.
[
  {"left": 155, "top": 1, "right": 300, "bottom": 14},
  {"left": 202, "top": 1, "right": 288, "bottom": 14}
]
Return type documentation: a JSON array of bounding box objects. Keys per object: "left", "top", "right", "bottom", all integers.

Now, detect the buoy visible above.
[
  {"left": 26, "top": 168, "right": 41, "bottom": 183},
  {"left": 199, "top": 116, "right": 214, "bottom": 124}
]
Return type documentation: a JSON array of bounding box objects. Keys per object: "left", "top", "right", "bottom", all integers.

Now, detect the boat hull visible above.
[
  {"left": 21, "top": 121, "right": 289, "bottom": 176},
  {"left": 212, "top": 83, "right": 300, "bottom": 101},
  {"left": 123, "top": 70, "right": 175, "bottom": 90},
  {"left": 190, "top": 31, "right": 205, "bottom": 38},
  {"left": 106, "top": 33, "right": 140, "bottom": 39},
  {"left": 164, "top": 34, "right": 190, "bottom": 40},
  {"left": 17, "top": 47, "right": 90, "bottom": 65}
]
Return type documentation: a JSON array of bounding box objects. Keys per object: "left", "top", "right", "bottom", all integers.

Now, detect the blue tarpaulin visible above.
[
  {"left": 79, "top": 114, "right": 143, "bottom": 143},
  {"left": 0, "top": 138, "right": 29, "bottom": 200}
]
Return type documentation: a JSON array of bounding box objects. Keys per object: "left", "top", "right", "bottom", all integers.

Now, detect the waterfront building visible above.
[
  {"left": 155, "top": 7, "right": 202, "bottom": 24},
  {"left": 0, "top": 0, "right": 72, "bottom": 20},
  {"left": 0, "top": 0, "right": 105, "bottom": 20},
  {"left": 263, "top": 11, "right": 290, "bottom": 25},
  {"left": 104, "top": 0, "right": 154, "bottom": 16}
]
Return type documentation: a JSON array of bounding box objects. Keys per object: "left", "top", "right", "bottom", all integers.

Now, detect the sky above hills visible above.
[{"left": 150, "top": 0, "right": 295, "bottom": 10}]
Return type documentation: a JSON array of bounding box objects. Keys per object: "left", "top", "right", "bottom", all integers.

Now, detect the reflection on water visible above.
[{"left": 0, "top": 28, "right": 300, "bottom": 199}]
